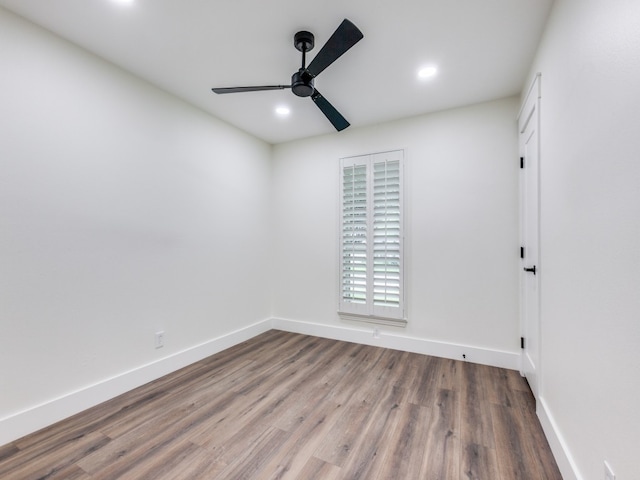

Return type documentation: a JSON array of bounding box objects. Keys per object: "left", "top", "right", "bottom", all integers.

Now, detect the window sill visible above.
[{"left": 338, "top": 312, "right": 407, "bottom": 328}]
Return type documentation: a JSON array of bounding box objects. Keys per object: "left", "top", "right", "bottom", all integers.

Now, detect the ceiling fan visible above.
[{"left": 212, "top": 19, "right": 364, "bottom": 132}]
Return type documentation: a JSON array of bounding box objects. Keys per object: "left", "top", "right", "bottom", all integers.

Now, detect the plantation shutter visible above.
[
  {"left": 339, "top": 150, "right": 404, "bottom": 324},
  {"left": 372, "top": 154, "right": 402, "bottom": 318},
  {"left": 340, "top": 157, "right": 369, "bottom": 316}
]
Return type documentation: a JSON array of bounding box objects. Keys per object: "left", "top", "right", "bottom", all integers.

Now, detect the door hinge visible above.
[
  {"left": 520, "top": 246, "right": 524, "bottom": 259},
  {"left": 520, "top": 156, "right": 524, "bottom": 169},
  {"left": 520, "top": 337, "right": 525, "bottom": 349}
]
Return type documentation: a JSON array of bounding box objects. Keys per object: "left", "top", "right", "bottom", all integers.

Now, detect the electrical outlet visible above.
[
  {"left": 155, "top": 331, "right": 165, "bottom": 349},
  {"left": 604, "top": 461, "right": 615, "bottom": 480}
]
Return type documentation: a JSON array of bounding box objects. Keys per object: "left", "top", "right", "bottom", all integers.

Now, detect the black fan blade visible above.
[
  {"left": 212, "top": 85, "right": 291, "bottom": 94},
  {"left": 307, "top": 19, "right": 363, "bottom": 78},
  {"left": 311, "top": 90, "right": 349, "bottom": 131}
]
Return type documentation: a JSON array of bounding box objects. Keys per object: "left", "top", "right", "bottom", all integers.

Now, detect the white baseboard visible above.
[
  {"left": 0, "top": 318, "right": 271, "bottom": 446},
  {"left": 271, "top": 317, "right": 520, "bottom": 370},
  {"left": 537, "top": 396, "right": 583, "bottom": 480}
]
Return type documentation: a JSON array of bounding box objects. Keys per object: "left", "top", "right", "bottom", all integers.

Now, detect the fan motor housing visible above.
[{"left": 291, "top": 69, "right": 314, "bottom": 97}]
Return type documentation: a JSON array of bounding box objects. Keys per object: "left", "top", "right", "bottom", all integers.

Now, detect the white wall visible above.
[
  {"left": 0, "top": 7, "right": 272, "bottom": 442},
  {"left": 271, "top": 97, "right": 521, "bottom": 363},
  {"left": 525, "top": 1, "right": 640, "bottom": 479}
]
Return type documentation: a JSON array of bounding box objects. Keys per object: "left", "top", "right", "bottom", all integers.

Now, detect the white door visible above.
[{"left": 519, "top": 74, "right": 541, "bottom": 400}]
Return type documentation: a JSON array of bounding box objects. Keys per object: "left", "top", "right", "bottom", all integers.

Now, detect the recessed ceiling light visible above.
[
  {"left": 275, "top": 106, "right": 290, "bottom": 116},
  {"left": 112, "top": 0, "right": 134, "bottom": 5},
  {"left": 418, "top": 66, "right": 438, "bottom": 80}
]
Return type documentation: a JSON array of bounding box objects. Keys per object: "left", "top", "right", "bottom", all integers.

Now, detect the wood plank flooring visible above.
[{"left": 0, "top": 330, "right": 563, "bottom": 479}]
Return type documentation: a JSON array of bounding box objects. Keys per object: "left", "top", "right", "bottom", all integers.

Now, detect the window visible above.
[{"left": 339, "top": 150, "right": 406, "bottom": 326}]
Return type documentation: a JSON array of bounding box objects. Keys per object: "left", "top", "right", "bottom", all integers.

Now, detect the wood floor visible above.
[{"left": 0, "top": 330, "right": 562, "bottom": 479}]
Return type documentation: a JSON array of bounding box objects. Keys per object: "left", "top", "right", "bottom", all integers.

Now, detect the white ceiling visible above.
[{"left": 0, "top": 0, "right": 554, "bottom": 144}]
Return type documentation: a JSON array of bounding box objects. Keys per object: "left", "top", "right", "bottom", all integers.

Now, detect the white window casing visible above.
[{"left": 339, "top": 150, "right": 406, "bottom": 326}]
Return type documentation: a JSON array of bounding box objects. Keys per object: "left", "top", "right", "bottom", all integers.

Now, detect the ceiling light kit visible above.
[{"left": 212, "top": 19, "right": 363, "bottom": 132}]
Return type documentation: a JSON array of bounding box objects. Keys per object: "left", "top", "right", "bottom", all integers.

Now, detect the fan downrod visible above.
[{"left": 292, "top": 31, "right": 316, "bottom": 97}]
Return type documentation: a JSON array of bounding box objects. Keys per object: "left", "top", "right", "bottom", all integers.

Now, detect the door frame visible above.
[{"left": 518, "top": 73, "right": 542, "bottom": 399}]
